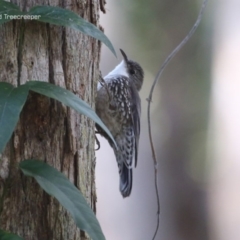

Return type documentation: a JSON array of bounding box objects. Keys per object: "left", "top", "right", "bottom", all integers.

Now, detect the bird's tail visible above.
[
  {"left": 119, "top": 163, "right": 132, "bottom": 197},
  {"left": 113, "top": 126, "right": 136, "bottom": 197}
]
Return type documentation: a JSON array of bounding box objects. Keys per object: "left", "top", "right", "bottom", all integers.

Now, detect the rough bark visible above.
[{"left": 0, "top": 0, "right": 100, "bottom": 239}]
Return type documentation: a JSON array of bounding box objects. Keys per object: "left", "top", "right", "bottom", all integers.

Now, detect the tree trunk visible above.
[{"left": 0, "top": 1, "right": 100, "bottom": 239}]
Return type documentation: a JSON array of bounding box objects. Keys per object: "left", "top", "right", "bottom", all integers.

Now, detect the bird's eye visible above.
[{"left": 129, "top": 69, "right": 135, "bottom": 75}]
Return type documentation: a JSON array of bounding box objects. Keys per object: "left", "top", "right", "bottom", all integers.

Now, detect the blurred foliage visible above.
[{"left": 122, "top": 0, "right": 211, "bottom": 154}]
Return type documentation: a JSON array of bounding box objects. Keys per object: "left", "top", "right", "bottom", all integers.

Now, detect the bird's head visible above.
[{"left": 120, "top": 49, "right": 144, "bottom": 91}]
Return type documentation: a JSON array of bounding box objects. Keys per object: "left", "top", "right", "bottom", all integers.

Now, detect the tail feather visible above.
[
  {"left": 119, "top": 163, "right": 132, "bottom": 197},
  {"left": 113, "top": 126, "right": 135, "bottom": 198}
]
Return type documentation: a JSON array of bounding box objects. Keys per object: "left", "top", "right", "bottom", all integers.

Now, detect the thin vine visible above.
[{"left": 146, "top": 0, "right": 208, "bottom": 239}]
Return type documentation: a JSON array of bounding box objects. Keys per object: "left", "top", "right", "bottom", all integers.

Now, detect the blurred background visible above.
[{"left": 95, "top": 0, "right": 240, "bottom": 239}]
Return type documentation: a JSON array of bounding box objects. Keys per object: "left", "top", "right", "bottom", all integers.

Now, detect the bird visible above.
[{"left": 96, "top": 49, "right": 144, "bottom": 197}]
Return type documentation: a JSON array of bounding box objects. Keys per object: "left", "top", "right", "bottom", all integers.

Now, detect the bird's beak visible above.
[{"left": 120, "top": 49, "right": 129, "bottom": 63}]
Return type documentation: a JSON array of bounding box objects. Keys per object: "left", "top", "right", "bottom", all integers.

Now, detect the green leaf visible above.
[
  {"left": 0, "top": 83, "right": 29, "bottom": 154},
  {"left": 28, "top": 5, "right": 116, "bottom": 56},
  {"left": 0, "top": 229, "right": 24, "bottom": 240},
  {"left": 24, "top": 81, "right": 116, "bottom": 147},
  {"left": 0, "top": 1, "right": 23, "bottom": 24},
  {"left": 19, "top": 159, "right": 105, "bottom": 240}
]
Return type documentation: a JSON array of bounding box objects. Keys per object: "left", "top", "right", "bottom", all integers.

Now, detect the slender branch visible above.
[{"left": 147, "top": 0, "right": 208, "bottom": 239}]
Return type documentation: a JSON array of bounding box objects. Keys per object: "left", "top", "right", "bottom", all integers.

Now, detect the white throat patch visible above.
[
  {"left": 105, "top": 60, "right": 129, "bottom": 78},
  {"left": 98, "top": 61, "right": 129, "bottom": 90}
]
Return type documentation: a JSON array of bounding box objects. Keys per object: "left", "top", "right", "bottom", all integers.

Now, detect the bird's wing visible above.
[{"left": 128, "top": 82, "right": 141, "bottom": 167}]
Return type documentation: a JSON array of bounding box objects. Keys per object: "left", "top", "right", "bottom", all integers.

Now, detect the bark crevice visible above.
[{"left": 17, "top": 20, "right": 25, "bottom": 86}]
